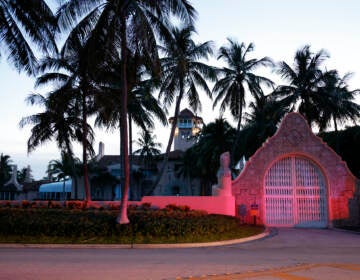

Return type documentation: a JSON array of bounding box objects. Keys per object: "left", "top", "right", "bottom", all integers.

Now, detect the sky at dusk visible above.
[{"left": 0, "top": 0, "right": 360, "bottom": 179}]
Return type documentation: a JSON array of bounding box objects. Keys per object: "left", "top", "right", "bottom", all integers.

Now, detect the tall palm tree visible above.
[
  {"left": 151, "top": 24, "right": 216, "bottom": 195},
  {"left": 93, "top": 49, "right": 167, "bottom": 148},
  {"left": 0, "top": 0, "right": 57, "bottom": 75},
  {"left": 212, "top": 39, "right": 273, "bottom": 165},
  {"left": 133, "top": 130, "right": 162, "bottom": 168},
  {"left": 33, "top": 31, "right": 101, "bottom": 202},
  {"left": 57, "top": 0, "right": 195, "bottom": 224},
  {"left": 93, "top": 49, "right": 167, "bottom": 201},
  {"left": 20, "top": 92, "right": 95, "bottom": 200},
  {"left": 21, "top": 93, "right": 91, "bottom": 156},
  {"left": 212, "top": 39, "right": 274, "bottom": 132},
  {"left": 317, "top": 70, "right": 360, "bottom": 132},
  {"left": 0, "top": 153, "right": 12, "bottom": 186},
  {"left": 274, "top": 45, "right": 329, "bottom": 127}
]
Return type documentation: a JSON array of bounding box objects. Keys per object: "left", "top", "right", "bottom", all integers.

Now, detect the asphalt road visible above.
[{"left": 0, "top": 228, "right": 359, "bottom": 280}]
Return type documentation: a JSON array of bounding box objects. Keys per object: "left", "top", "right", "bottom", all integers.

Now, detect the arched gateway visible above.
[
  {"left": 264, "top": 156, "right": 327, "bottom": 227},
  {"left": 231, "top": 113, "right": 357, "bottom": 228}
]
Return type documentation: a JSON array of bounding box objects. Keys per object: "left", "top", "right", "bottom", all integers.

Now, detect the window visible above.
[
  {"left": 178, "top": 118, "right": 192, "bottom": 128},
  {"left": 0, "top": 191, "right": 15, "bottom": 200}
]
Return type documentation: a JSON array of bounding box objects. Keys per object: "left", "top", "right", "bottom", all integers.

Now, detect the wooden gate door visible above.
[{"left": 264, "top": 156, "right": 327, "bottom": 227}]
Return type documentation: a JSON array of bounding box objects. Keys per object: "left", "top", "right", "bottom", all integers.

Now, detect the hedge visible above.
[{"left": 0, "top": 208, "right": 263, "bottom": 244}]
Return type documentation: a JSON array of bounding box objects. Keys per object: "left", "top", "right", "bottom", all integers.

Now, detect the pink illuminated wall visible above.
[
  {"left": 89, "top": 113, "right": 357, "bottom": 226},
  {"left": 232, "top": 113, "right": 357, "bottom": 227},
  {"left": 141, "top": 196, "right": 235, "bottom": 216},
  {"left": 91, "top": 196, "right": 235, "bottom": 216}
]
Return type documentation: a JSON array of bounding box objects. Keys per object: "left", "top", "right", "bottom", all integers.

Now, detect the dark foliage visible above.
[
  {"left": 319, "top": 126, "right": 360, "bottom": 178},
  {"left": 179, "top": 118, "right": 236, "bottom": 194},
  {"left": 0, "top": 207, "right": 258, "bottom": 243}
]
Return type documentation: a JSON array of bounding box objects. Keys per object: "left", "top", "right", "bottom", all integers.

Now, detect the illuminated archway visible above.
[
  {"left": 264, "top": 156, "right": 328, "bottom": 227},
  {"left": 232, "top": 113, "right": 356, "bottom": 227}
]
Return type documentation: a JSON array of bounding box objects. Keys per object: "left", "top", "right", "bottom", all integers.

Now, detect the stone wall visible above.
[
  {"left": 232, "top": 113, "right": 357, "bottom": 227},
  {"left": 91, "top": 196, "right": 236, "bottom": 216}
]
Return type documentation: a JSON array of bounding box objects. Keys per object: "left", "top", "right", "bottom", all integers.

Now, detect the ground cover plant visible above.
[{"left": 0, "top": 202, "right": 264, "bottom": 244}]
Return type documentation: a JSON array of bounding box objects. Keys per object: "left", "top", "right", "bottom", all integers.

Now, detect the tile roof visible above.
[{"left": 96, "top": 150, "right": 184, "bottom": 167}]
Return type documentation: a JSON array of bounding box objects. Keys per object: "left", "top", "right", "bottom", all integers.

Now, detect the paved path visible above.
[
  {"left": 0, "top": 228, "right": 359, "bottom": 280},
  {"left": 176, "top": 263, "right": 360, "bottom": 279}
]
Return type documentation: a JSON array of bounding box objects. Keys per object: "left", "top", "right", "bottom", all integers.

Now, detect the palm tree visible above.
[
  {"left": 16, "top": 167, "right": 28, "bottom": 184},
  {"left": 93, "top": 49, "right": 167, "bottom": 201},
  {"left": 133, "top": 130, "right": 162, "bottom": 168},
  {"left": 33, "top": 31, "right": 101, "bottom": 202},
  {"left": 0, "top": 0, "right": 56, "bottom": 75},
  {"left": 20, "top": 92, "right": 95, "bottom": 200},
  {"left": 47, "top": 151, "right": 78, "bottom": 200},
  {"left": 212, "top": 39, "right": 273, "bottom": 165},
  {"left": 0, "top": 153, "right": 12, "bottom": 186},
  {"left": 212, "top": 39, "right": 274, "bottom": 132},
  {"left": 239, "top": 94, "right": 289, "bottom": 158},
  {"left": 133, "top": 130, "right": 162, "bottom": 199},
  {"left": 127, "top": 79, "right": 167, "bottom": 152},
  {"left": 57, "top": 0, "right": 195, "bottom": 224},
  {"left": 151, "top": 24, "right": 216, "bottom": 195},
  {"left": 185, "top": 118, "right": 236, "bottom": 195},
  {"left": 93, "top": 49, "right": 167, "bottom": 153},
  {"left": 20, "top": 94, "right": 90, "bottom": 156},
  {"left": 274, "top": 45, "right": 329, "bottom": 127},
  {"left": 317, "top": 70, "right": 360, "bottom": 132}
]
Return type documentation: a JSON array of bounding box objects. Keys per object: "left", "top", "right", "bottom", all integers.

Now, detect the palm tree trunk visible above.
[
  {"left": 147, "top": 82, "right": 184, "bottom": 196},
  {"left": 128, "top": 113, "right": 135, "bottom": 200},
  {"left": 333, "top": 116, "right": 340, "bottom": 153},
  {"left": 117, "top": 17, "right": 130, "bottom": 224},
  {"left": 82, "top": 86, "right": 91, "bottom": 202},
  {"left": 304, "top": 97, "right": 312, "bottom": 127},
  {"left": 71, "top": 165, "right": 78, "bottom": 200},
  {"left": 333, "top": 116, "right": 338, "bottom": 133},
  {"left": 231, "top": 105, "right": 243, "bottom": 166},
  {"left": 65, "top": 142, "right": 78, "bottom": 199}
]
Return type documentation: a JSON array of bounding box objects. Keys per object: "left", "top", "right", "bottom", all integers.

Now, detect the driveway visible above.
[{"left": 0, "top": 228, "right": 359, "bottom": 279}]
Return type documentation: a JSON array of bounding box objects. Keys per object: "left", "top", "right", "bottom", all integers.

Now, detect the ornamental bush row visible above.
[
  {"left": 0, "top": 200, "right": 194, "bottom": 212},
  {"left": 0, "top": 208, "right": 243, "bottom": 243}
]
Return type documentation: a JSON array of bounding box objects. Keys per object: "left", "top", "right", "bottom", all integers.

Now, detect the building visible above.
[
  {"left": 68, "top": 108, "right": 203, "bottom": 200},
  {"left": 169, "top": 108, "right": 203, "bottom": 151},
  {"left": 0, "top": 165, "right": 45, "bottom": 201},
  {"left": 231, "top": 113, "right": 359, "bottom": 228},
  {"left": 38, "top": 180, "right": 72, "bottom": 200}
]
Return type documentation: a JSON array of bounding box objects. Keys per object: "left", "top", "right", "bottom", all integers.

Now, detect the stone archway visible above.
[
  {"left": 231, "top": 113, "right": 356, "bottom": 227},
  {"left": 264, "top": 156, "right": 328, "bottom": 228}
]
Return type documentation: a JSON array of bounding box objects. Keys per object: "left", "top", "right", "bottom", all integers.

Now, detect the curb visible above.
[{"left": 0, "top": 228, "right": 272, "bottom": 249}]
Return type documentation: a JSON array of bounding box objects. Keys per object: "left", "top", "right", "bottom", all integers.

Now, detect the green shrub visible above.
[{"left": 0, "top": 208, "right": 264, "bottom": 244}]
